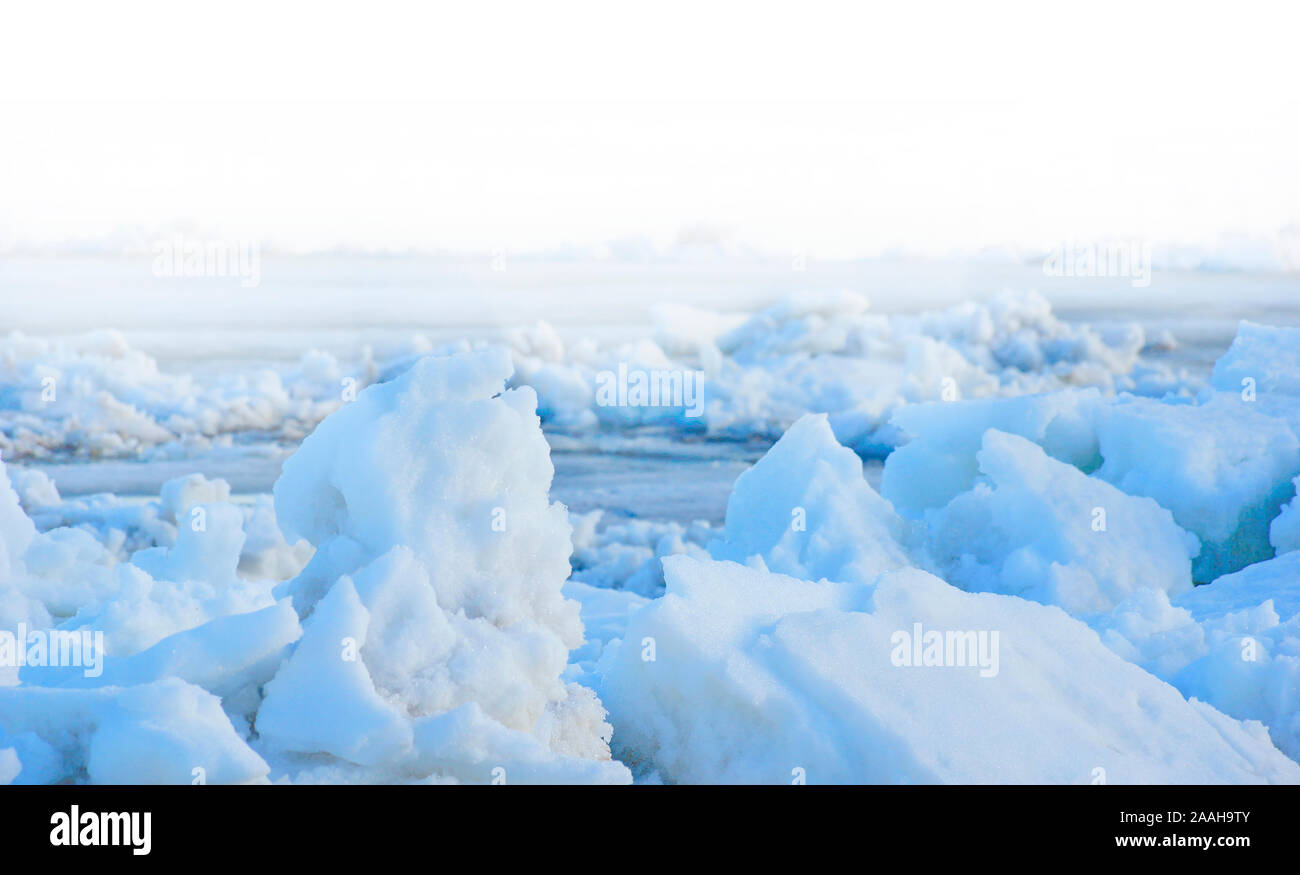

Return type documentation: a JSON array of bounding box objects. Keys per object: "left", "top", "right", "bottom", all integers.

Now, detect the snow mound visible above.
[
  {"left": 1173, "top": 611, "right": 1300, "bottom": 763},
  {"left": 1211, "top": 322, "right": 1300, "bottom": 398},
  {"left": 159, "top": 473, "right": 231, "bottom": 524},
  {"left": 922, "top": 430, "right": 1198, "bottom": 615},
  {"left": 0, "top": 678, "right": 268, "bottom": 784},
  {"left": 598, "top": 555, "right": 1300, "bottom": 784},
  {"left": 75, "top": 500, "right": 277, "bottom": 656},
  {"left": 882, "top": 389, "right": 1102, "bottom": 517},
  {"left": 35, "top": 601, "right": 302, "bottom": 724},
  {"left": 0, "top": 455, "right": 277, "bottom": 661},
  {"left": 1092, "top": 394, "right": 1300, "bottom": 581},
  {"left": 16, "top": 471, "right": 311, "bottom": 584},
  {"left": 708, "top": 413, "right": 910, "bottom": 585},
  {"left": 1097, "top": 572, "right": 1300, "bottom": 763},
  {"left": 0, "top": 457, "right": 39, "bottom": 581},
  {"left": 0, "top": 350, "right": 629, "bottom": 783},
  {"left": 1208, "top": 320, "right": 1300, "bottom": 438},
  {"left": 0, "top": 330, "right": 369, "bottom": 462},
  {"left": 882, "top": 382, "right": 1300, "bottom": 582},
  {"left": 9, "top": 468, "right": 59, "bottom": 510},
  {"left": 257, "top": 577, "right": 413, "bottom": 766},
  {"left": 262, "top": 348, "right": 629, "bottom": 783}
]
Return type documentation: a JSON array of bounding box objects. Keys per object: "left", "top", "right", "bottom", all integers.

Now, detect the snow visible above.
[
  {"left": 0, "top": 329, "right": 368, "bottom": 462},
  {"left": 35, "top": 600, "right": 302, "bottom": 722},
  {"left": 1173, "top": 614, "right": 1300, "bottom": 763},
  {"left": 3, "top": 275, "right": 1300, "bottom": 785},
  {"left": 69, "top": 501, "right": 277, "bottom": 657},
  {"left": 661, "top": 288, "right": 1161, "bottom": 451},
  {"left": 11, "top": 471, "right": 311, "bottom": 592},
  {"left": 257, "top": 577, "right": 413, "bottom": 767},
  {"left": 0, "top": 347, "right": 632, "bottom": 783},
  {"left": 3, "top": 288, "right": 1189, "bottom": 468},
  {"left": 159, "top": 473, "right": 231, "bottom": 524},
  {"left": 407, "top": 698, "right": 630, "bottom": 785},
  {"left": 1177, "top": 553, "right": 1300, "bottom": 623},
  {"left": 561, "top": 579, "right": 650, "bottom": 689},
  {"left": 921, "top": 430, "right": 1199, "bottom": 615},
  {"left": 1091, "top": 393, "right": 1300, "bottom": 581},
  {"left": 592, "top": 382, "right": 1300, "bottom": 779},
  {"left": 708, "top": 413, "right": 910, "bottom": 585},
  {"left": 260, "top": 348, "right": 630, "bottom": 782},
  {"left": 1096, "top": 580, "right": 1300, "bottom": 762},
  {"left": 860, "top": 315, "right": 1300, "bottom": 765},
  {"left": 881, "top": 389, "right": 1103, "bottom": 517},
  {"left": 598, "top": 555, "right": 1300, "bottom": 784},
  {"left": 0, "top": 678, "right": 269, "bottom": 784},
  {"left": 882, "top": 384, "right": 1300, "bottom": 583},
  {"left": 1271, "top": 476, "right": 1300, "bottom": 554},
  {"left": 1211, "top": 322, "right": 1300, "bottom": 398},
  {"left": 8, "top": 468, "right": 60, "bottom": 510}
]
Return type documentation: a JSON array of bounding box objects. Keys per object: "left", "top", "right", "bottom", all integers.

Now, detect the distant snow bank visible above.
[{"left": 1, "top": 289, "right": 1195, "bottom": 464}]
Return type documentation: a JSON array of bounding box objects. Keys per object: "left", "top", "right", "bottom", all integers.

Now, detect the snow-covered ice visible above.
[
  {"left": 1091, "top": 394, "right": 1300, "bottom": 580},
  {"left": 1, "top": 288, "right": 1199, "bottom": 473},
  {"left": 3, "top": 267, "right": 1300, "bottom": 784},
  {"left": 597, "top": 556, "right": 1299, "bottom": 783},
  {"left": 921, "top": 429, "right": 1198, "bottom": 615},
  {"left": 0, "top": 348, "right": 633, "bottom": 783},
  {"left": 708, "top": 413, "right": 911, "bottom": 586},
  {"left": 0, "top": 678, "right": 270, "bottom": 784}
]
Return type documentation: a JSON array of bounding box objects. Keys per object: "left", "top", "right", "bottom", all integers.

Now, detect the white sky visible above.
[{"left": 2, "top": 0, "right": 1298, "bottom": 258}]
